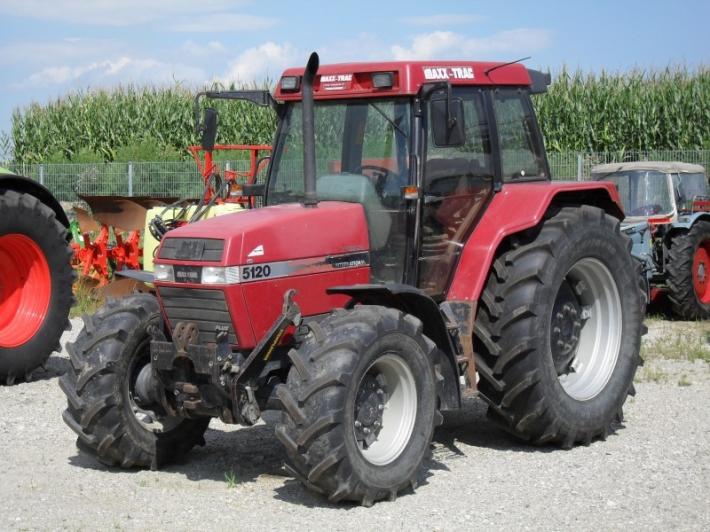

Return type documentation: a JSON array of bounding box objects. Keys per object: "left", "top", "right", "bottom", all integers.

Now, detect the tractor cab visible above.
[
  {"left": 264, "top": 61, "right": 550, "bottom": 296},
  {"left": 592, "top": 161, "right": 710, "bottom": 224}
]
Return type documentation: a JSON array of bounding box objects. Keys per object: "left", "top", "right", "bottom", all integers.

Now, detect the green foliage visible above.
[
  {"left": 534, "top": 66, "right": 710, "bottom": 152},
  {"left": 11, "top": 83, "right": 276, "bottom": 164},
  {"left": 8, "top": 66, "right": 710, "bottom": 163}
]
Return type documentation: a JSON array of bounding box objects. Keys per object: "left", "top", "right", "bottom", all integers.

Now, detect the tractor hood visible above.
[{"left": 156, "top": 201, "right": 370, "bottom": 266}]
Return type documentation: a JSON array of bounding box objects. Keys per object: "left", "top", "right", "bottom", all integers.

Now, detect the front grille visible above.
[
  {"left": 158, "top": 286, "right": 237, "bottom": 345},
  {"left": 159, "top": 238, "right": 224, "bottom": 262}
]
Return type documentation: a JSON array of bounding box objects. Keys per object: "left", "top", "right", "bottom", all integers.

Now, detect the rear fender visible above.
[
  {"left": 447, "top": 181, "right": 624, "bottom": 302},
  {"left": 327, "top": 283, "right": 461, "bottom": 410},
  {"left": 0, "top": 174, "right": 70, "bottom": 229}
]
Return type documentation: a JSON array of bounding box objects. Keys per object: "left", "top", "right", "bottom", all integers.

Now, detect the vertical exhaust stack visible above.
[{"left": 302, "top": 52, "right": 319, "bottom": 207}]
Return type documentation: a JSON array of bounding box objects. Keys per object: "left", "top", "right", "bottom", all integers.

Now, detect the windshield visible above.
[
  {"left": 673, "top": 172, "right": 709, "bottom": 212},
  {"left": 600, "top": 170, "right": 673, "bottom": 218},
  {"left": 267, "top": 98, "right": 412, "bottom": 284},
  {"left": 267, "top": 99, "right": 411, "bottom": 205}
]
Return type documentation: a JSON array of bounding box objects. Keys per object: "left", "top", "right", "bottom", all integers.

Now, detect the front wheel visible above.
[
  {"left": 275, "top": 306, "right": 440, "bottom": 506},
  {"left": 59, "top": 294, "right": 209, "bottom": 469},
  {"left": 474, "top": 206, "right": 645, "bottom": 447}
]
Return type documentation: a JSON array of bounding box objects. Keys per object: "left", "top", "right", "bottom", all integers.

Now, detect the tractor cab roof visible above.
[
  {"left": 274, "top": 60, "right": 546, "bottom": 101},
  {"left": 592, "top": 161, "right": 706, "bottom": 176}
]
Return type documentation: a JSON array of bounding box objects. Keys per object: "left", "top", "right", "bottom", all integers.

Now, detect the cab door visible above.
[{"left": 417, "top": 88, "right": 495, "bottom": 297}]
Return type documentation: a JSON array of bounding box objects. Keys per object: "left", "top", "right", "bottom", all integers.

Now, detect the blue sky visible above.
[{"left": 0, "top": 0, "right": 708, "bottom": 146}]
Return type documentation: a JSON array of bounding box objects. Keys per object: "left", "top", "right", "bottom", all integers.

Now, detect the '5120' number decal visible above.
[{"left": 242, "top": 264, "right": 272, "bottom": 280}]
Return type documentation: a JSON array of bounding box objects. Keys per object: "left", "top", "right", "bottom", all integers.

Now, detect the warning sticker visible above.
[{"left": 423, "top": 66, "right": 475, "bottom": 81}]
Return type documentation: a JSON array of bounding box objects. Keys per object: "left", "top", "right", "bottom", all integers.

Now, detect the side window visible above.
[
  {"left": 418, "top": 90, "right": 494, "bottom": 296},
  {"left": 493, "top": 90, "right": 547, "bottom": 181}
]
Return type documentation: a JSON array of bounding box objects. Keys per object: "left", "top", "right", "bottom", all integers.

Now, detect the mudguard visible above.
[
  {"left": 671, "top": 211, "right": 710, "bottom": 232},
  {"left": 0, "top": 174, "right": 69, "bottom": 228},
  {"left": 327, "top": 283, "right": 461, "bottom": 410},
  {"left": 447, "top": 181, "right": 624, "bottom": 302}
]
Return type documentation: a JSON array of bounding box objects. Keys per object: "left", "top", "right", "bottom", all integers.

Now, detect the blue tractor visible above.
[{"left": 592, "top": 162, "right": 710, "bottom": 319}]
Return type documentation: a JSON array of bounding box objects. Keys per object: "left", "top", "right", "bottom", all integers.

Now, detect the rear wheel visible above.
[
  {"left": 474, "top": 206, "right": 644, "bottom": 447},
  {"left": 275, "top": 306, "right": 440, "bottom": 506},
  {"left": 59, "top": 294, "right": 209, "bottom": 469},
  {"left": 0, "top": 190, "right": 74, "bottom": 384},
  {"left": 667, "top": 221, "right": 710, "bottom": 319}
]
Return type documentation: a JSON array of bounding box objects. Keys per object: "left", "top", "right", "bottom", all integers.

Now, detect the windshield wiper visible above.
[{"left": 369, "top": 103, "right": 408, "bottom": 138}]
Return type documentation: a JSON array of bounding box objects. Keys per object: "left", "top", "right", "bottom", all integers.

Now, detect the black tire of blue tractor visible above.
[
  {"left": 666, "top": 220, "right": 710, "bottom": 320},
  {"left": 0, "top": 190, "right": 75, "bottom": 385},
  {"left": 59, "top": 294, "right": 209, "bottom": 469},
  {"left": 473, "top": 206, "right": 645, "bottom": 448},
  {"left": 275, "top": 306, "right": 441, "bottom": 506}
]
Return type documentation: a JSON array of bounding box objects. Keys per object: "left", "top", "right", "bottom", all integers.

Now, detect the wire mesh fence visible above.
[{"left": 3, "top": 150, "right": 709, "bottom": 202}]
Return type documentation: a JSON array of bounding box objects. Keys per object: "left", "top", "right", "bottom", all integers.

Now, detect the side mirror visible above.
[
  {"left": 431, "top": 97, "right": 465, "bottom": 147},
  {"left": 201, "top": 107, "right": 218, "bottom": 151}
]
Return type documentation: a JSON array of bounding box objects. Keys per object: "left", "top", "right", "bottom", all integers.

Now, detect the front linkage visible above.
[{"left": 146, "top": 289, "right": 302, "bottom": 426}]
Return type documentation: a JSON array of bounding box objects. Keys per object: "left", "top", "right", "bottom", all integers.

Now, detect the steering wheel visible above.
[
  {"left": 353, "top": 165, "right": 395, "bottom": 196},
  {"left": 629, "top": 204, "right": 664, "bottom": 216}
]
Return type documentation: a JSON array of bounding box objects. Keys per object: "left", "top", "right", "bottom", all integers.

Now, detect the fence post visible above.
[
  {"left": 128, "top": 162, "right": 133, "bottom": 197},
  {"left": 576, "top": 153, "right": 583, "bottom": 181},
  {"left": 39, "top": 164, "right": 44, "bottom": 186}
]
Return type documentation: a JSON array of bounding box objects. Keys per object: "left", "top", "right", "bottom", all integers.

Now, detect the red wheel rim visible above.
[
  {"left": 0, "top": 234, "right": 52, "bottom": 348},
  {"left": 693, "top": 239, "right": 710, "bottom": 304}
]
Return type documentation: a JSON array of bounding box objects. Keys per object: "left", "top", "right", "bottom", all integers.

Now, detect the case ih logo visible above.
[{"left": 423, "top": 66, "right": 475, "bottom": 81}]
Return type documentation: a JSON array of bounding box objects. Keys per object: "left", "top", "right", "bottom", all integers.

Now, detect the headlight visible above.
[
  {"left": 201, "top": 266, "right": 240, "bottom": 285},
  {"left": 154, "top": 263, "right": 174, "bottom": 282}
]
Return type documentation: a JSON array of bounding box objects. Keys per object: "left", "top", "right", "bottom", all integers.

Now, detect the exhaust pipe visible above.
[{"left": 302, "top": 52, "right": 319, "bottom": 207}]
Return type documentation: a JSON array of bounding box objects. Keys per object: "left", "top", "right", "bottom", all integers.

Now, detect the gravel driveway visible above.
[{"left": 0, "top": 318, "right": 708, "bottom": 530}]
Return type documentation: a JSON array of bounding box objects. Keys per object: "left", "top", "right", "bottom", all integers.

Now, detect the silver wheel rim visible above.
[
  {"left": 354, "top": 353, "right": 417, "bottom": 466},
  {"left": 556, "top": 258, "right": 622, "bottom": 401}
]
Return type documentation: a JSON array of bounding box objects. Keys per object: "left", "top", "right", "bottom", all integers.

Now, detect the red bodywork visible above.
[
  {"left": 153, "top": 60, "right": 624, "bottom": 353},
  {"left": 274, "top": 61, "right": 532, "bottom": 101},
  {"left": 448, "top": 181, "right": 623, "bottom": 301},
  {"left": 154, "top": 202, "right": 370, "bottom": 348}
]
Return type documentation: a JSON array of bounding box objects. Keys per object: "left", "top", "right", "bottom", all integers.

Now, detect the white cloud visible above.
[
  {"left": 0, "top": 39, "right": 118, "bottom": 66},
  {"left": 181, "top": 40, "right": 228, "bottom": 57},
  {"left": 221, "top": 42, "right": 300, "bottom": 84},
  {"left": 391, "top": 29, "right": 552, "bottom": 60},
  {"left": 17, "top": 57, "right": 205, "bottom": 88},
  {"left": 170, "top": 13, "right": 278, "bottom": 32},
  {"left": 0, "top": 0, "right": 248, "bottom": 26},
  {"left": 400, "top": 14, "right": 486, "bottom": 27}
]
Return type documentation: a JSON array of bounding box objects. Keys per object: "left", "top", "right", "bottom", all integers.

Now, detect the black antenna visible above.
[{"left": 484, "top": 56, "right": 531, "bottom": 77}]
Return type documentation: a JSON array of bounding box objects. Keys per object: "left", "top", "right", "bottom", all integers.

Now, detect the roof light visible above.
[
  {"left": 280, "top": 76, "right": 300, "bottom": 92},
  {"left": 372, "top": 72, "right": 394, "bottom": 89}
]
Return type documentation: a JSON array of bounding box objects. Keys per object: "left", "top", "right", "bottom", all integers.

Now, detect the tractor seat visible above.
[{"left": 316, "top": 174, "right": 392, "bottom": 249}]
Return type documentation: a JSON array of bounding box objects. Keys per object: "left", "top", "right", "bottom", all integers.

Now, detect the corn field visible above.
[
  {"left": 534, "top": 66, "right": 710, "bottom": 152},
  {"left": 7, "top": 66, "right": 710, "bottom": 165}
]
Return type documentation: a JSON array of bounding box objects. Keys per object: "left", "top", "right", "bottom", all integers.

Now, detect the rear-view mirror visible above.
[
  {"left": 201, "top": 107, "right": 218, "bottom": 151},
  {"left": 431, "top": 97, "right": 465, "bottom": 147}
]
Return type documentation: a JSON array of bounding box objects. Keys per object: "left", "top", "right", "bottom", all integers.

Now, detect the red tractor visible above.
[{"left": 60, "top": 53, "right": 645, "bottom": 505}]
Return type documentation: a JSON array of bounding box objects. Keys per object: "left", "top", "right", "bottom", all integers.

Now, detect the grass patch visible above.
[
  {"left": 70, "top": 279, "right": 104, "bottom": 318},
  {"left": 641, "top": 324, "right": 710, "bottom": 364},
  {"left": 637, "top": 364, "right": 669, "bottom": 383},
  {"left": 224, "top": 470, "right": 237, "bottom": 489},
  {"left": 677, "top": 374, "right": 692, "bottom": 387}
]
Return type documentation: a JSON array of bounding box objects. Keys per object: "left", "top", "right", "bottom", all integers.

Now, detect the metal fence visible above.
[{"left": 4, "top": 150, "right": 709, "bottom": 203}]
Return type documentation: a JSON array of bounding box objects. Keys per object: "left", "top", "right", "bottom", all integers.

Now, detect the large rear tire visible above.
[
  {"left": 275, "top": 306, "right": 440, "bottom": 506},
  {"left": 59, "top": 294, "right": 209, "bottom": 469},
  {"left": 0, "top": 190, "right": 74, "bottom": 384},
  {"left": 667, "top": 220, "right": 710, "bottom": 320},
  {"left": 474, "top": 206, "right": 644, "bottom": 447}
]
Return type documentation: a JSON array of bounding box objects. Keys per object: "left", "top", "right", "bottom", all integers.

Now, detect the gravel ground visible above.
[{"left": 0, "top": 318, "right": 708, "bottom": 531}]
